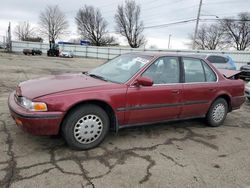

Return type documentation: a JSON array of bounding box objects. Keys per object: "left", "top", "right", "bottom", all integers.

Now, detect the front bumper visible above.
[{"left": 8, "top": 92, "right": 64, "bottom": 135}]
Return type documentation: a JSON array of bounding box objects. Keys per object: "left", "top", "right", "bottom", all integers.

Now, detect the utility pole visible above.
[
  {"left": 168, "top": 34, "right": 172, "bottom": 49},
  {"left": 7, "top": 22, "right": 12, "bottom": 52},
  {"left": 192, "top": 0, "right": 203, "bottom": 50}
]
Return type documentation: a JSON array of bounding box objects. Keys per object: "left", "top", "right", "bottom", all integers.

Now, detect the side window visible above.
[
  {"left": 183, "top": 58, "right": 205, "bottom": 82},
  {"left": 142, "top": 57, "right": 180, "bottom": 84},
  {"left": 203, "top": 62, "right": 217, "bottom": 82}
]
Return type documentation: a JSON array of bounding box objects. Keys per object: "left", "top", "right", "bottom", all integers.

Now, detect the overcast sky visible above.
[{"left": 0, "top": 0, "right": 249, "bottom": 49}]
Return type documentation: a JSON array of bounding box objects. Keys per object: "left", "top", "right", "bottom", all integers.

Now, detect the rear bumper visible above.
[
  {"left": 231, "top": 95, "right": 245, "bottom": 110},
  {"left": 8, "top": 92, "right": 64, "bottom": 135}
]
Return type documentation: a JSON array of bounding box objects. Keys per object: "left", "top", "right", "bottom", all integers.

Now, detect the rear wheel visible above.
[
  {"left": 206, "top": 98, "right": 228, "bottom": 127},
  {"left": 62, "top": 104, "right": 109, "bottom": 150}
]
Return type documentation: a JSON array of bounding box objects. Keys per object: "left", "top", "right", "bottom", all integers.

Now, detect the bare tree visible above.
[
  {"left": 39, "top": 5, "right": 69, "bottom": 42},
  {"left": 75, "top": 5, "right": 115, "bottom": 46},
  {"left": 15, "top": 22, "right": 34, "bottom": 41},
  {"left": 115, "top": 0, "right": 145, "bottom": 48},
  {"left": 221, "top": 12, "right": 250, "bottom": 50},
  {"left": 189, "top": 23, "right": 225, "bottom": 50}
]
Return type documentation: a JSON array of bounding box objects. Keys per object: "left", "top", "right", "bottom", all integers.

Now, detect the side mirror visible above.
[{"left": 135, "top": 76, "right": 153, "bottom": 87}]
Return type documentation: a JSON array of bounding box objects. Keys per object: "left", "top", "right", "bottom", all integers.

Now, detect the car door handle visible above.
[{"left": 172, "top": 90, "right": 180, "bottom": 94}]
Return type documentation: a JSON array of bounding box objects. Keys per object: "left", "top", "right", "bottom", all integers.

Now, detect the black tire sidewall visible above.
[
  {"left": 62, "top": 104, "right": 110, "bottom": 150},
  {"left": 206, "top": 98, "right": 228, "bottom": 127}
]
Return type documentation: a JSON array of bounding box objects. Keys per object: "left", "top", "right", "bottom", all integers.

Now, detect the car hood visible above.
[{"left": 16, "top": 74, "right": 113, "bottom": 99}]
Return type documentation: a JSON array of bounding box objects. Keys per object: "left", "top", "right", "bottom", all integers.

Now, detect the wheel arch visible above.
[
  {"left": 60, "top": 99, "right": 117, "bottom": 134},
  {"left": 212, "top": 94, "right": 232, "bottom": 112}
]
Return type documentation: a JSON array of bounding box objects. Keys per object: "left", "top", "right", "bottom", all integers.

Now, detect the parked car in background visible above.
[
  {"left": 47, "top": 42, "right": 59, "bottom": 57},
  {"left": 23, "top": 48, "right": 42, "bottom": 55},
  {"left": 245, "top": 82, "right": 250, "bottom": 100},
  {"left": 59, "top": 51, "right": 73, "bottom": 58},
  {"left": 8, "top": 53, "right": 245, "bottom": 150},
  {"left": 239, "top": 62, "right": 250, "bottom": 80},
  {"left": 0, "top": 42, "right": 4, "bottom": 49},
  {"left": 202, "top": 54, "right": 237, "bottom": 70}
]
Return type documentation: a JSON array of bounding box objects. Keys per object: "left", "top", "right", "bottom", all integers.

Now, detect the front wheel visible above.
[
  {"left": 62, "top": 104, "right": 109, "bottom": 150},
  {"left": 206, "top": 98, "right": 228, "bottom": 127}
]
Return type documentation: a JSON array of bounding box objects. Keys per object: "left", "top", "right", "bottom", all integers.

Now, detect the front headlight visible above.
[{"left": 17, "top": 97, "right": 47, "bottom": 111}]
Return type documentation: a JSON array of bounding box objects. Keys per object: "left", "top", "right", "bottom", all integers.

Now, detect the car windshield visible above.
[{"left": 88, "top": 54, "right": 153, "bottom": 83}]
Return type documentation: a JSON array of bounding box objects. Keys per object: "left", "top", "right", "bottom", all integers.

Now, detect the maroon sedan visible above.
[{"left": 8, "top": 53, "right": 245, "bottom": 150}]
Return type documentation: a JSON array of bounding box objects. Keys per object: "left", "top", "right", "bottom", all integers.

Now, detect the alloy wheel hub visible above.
[
  {"left": 212, "top": 103, "right": 225, "bottom": 123},
  {"left": 73, "top": 114, "right": 103, "bottom": 144}
]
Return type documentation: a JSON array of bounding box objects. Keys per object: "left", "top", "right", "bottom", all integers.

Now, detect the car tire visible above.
[
  {"left": 206, "top": 98, "right": 228, "bottom": 127},
  {"left": 62, "top": 104, "right": 110, "bottom": 150}
]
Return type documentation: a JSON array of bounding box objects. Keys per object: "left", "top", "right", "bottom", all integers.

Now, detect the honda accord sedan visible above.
[{"left": 8, "top": 53, "right": 245, "bottom": 150}]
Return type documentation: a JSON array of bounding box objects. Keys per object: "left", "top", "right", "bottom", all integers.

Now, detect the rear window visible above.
[{"left": 207, "top": 56, "right": 228, "bottom": 64}]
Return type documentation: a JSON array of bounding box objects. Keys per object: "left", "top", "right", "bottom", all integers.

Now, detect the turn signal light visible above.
[{"left": 33, "top": 103, "right": 47, "bottom": 111}]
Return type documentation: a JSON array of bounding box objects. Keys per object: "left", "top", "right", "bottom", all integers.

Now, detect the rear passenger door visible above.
[{"left": 180, "top": 57, "right": 218, "bottom": 118}]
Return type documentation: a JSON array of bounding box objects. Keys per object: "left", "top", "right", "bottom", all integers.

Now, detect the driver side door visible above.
[{"left": 124, "top": 56, "right": 183, "bottom": 125}]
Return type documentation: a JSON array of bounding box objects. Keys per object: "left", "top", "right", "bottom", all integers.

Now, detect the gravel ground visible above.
[{"left": 0, "top": 52, "right": 250, "bottom": 188}]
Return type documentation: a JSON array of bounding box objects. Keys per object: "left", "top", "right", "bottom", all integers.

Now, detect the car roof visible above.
[{"left": 126, "top": 52, "right": 207, "bottom": 60}]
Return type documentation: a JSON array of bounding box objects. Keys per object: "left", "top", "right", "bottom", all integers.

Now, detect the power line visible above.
[
  {"left": 144, "top": 18, "right": 197, "bottom": 29},
  {"left": 201, "top": 18, "right": 250, "bottom": 22},
  {"left": 108, "top": 18, "right": 197, "bottom": 33},
  {"left": 143, "top": 18, "right": 250, "bottom": 30}
]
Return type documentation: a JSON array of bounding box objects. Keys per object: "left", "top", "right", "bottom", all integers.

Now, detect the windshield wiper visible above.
[{"left": 87, "top": 73, "right": 108, "bottom": 81}]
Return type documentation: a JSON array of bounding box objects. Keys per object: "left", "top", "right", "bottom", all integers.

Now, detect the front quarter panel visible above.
[{"left": 35, "top": 85, "right": 128, "bottom": 125}]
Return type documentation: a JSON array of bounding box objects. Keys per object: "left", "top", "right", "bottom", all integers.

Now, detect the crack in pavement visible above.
[
  {"left": 160, "top": 153, "right": 187, "bottom": 168},
  {"left": 0, "top": 118, "right": 17, "bottom": 188},
  {"left": 164, "top": 127, "right": 218, "bottom": 151}
]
